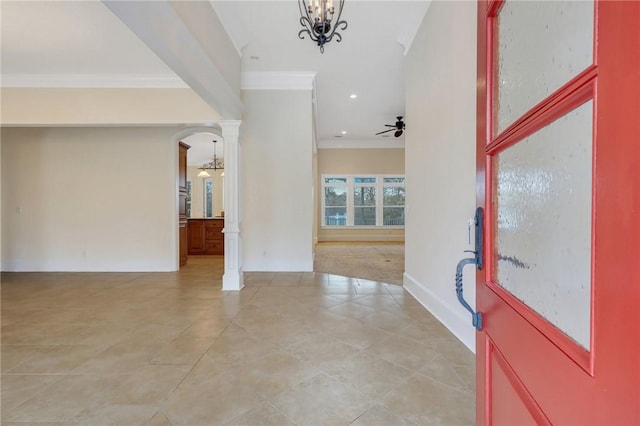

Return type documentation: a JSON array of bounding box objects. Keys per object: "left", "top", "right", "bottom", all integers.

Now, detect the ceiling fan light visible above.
[{"left": 376, "top": 116, "right": 406, "bottom": 137}]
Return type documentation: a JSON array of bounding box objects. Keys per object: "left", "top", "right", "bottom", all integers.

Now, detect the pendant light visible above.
[
  {"left": 298, "top": 0, "right": 348, "bottom": 53},
  {"left": 197, "top": 140, "right": 224, "bottom": 178}
]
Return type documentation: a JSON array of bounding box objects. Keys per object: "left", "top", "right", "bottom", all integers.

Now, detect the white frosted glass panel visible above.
[
  {"left": 495, "top": 100, "right": 593, "bottom": 349},
  {"left": 496, "top": 1, "right": 593, "bottom": 133}
]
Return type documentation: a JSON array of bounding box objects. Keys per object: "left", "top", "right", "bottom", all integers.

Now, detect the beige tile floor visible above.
[{"left": 1, "top": 256, "right": 475, "bottom": 426}]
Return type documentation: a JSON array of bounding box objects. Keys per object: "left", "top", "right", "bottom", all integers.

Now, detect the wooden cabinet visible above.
[
  {"left": 178, "top": 142, "right": 190, "bottom": 266},
  {"left": 188, "top": 220, "right": 205, "bottom": 253},
  {"left": 188, "top": 218, "right": 224, "bottom": 255}
]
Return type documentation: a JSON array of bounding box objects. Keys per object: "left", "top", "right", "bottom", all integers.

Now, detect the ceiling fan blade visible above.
[
  {"left": 375, "top": 129, "right": 395, "bottom": 135},
  {"left": 385, "top": 124, "right": 396, "bottom": 128},
  {"left": 394, "top": 129, "right": 403, "bottom": 137}
]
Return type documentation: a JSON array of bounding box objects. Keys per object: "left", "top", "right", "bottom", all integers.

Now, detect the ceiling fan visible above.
[{"left": 375, "top": 116, "right": 406, "bottom": 137}]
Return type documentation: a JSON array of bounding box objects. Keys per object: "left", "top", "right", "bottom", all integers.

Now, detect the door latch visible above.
[{"left": 455, "top": 207, "right": 483, "bottom": 331}]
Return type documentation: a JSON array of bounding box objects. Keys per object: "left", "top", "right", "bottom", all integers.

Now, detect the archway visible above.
[{"left": 173, "top": 122, "right": 243, "bottom": 290}]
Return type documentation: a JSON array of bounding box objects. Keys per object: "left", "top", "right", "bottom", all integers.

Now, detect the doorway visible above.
[{"left": 183, "top": 132, "right": 225, "bottom": 258}]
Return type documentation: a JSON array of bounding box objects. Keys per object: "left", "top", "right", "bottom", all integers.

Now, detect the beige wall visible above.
[
  {"left": 1, "top": 127, "right": 181, "bottom": 271},
  {"left": 405, "top": 0, "right": 477, "bottom": 351},
  {"left": 317, "top": 148, "right": 405, "bottom": 242},
  {"left": 0, "top": 88, "right": 221, "bottom": 126},
  {"left": 318, "top": 148, "right": 404, "bottom": 174},
  {"left": 241, "top": 89, "right": 314, "bottom": 271}
]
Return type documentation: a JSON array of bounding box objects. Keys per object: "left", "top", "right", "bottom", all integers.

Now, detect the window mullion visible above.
[
  {"left": 376, "top": 177, "right": 383, "bottom": 226},
  {"left": 347, "top": 177, "right": 354, "bottom": 226},
  {"left": 321, "top": 180, "right": 326, "bottom": 226}
]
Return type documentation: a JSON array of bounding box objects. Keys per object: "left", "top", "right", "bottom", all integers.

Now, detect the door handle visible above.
[{"left": 455, "top": 207, "right": 483, "bottom": 331}]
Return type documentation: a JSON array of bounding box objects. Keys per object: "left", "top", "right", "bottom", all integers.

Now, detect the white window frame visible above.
[
  {"left": 323, "top": 176, "right": 349, "bottom": 226},
  {"left": 382, "top": 177, "right": 406, "bottom": 226},
  {"left": 321, "top": 174, "right": 405, "bottom": 229}
]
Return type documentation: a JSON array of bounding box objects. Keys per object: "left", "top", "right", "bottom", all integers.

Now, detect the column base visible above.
[{"left": 222, "top": 270, "right": 244, "bottom": 291}]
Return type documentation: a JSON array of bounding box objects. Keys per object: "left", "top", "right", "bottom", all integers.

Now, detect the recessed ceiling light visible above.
[
  {"left": 349, "top": 94, "right": 357, "bottom": 99},
  {"left": 341, "top": 131, "right": 347, "bottom": 135}
]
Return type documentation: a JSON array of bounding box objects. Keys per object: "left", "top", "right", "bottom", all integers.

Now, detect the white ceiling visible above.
[
  {"left": 212, "top": 1, "right": 430, "bottom": 143},
  {"left": 0, "top": 0, "right": 176, "bottom": 77},
  {"left": 1, "top": 0, "right": 430, "bottom": 159}
]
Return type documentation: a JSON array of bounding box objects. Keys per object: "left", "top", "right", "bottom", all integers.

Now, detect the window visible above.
[
  {"left": 322, "top": 175, "right": 405, "bottom": 227},
  {"left": 324, "top": 177, "right": 347, "bottom": 225},
  {"left": 354, "top": 177, "right": 377, "bottom": 226},
  {"left": 205, "top": 179, "right": 213, "bottom": 218},
  {"left": 383, "top": 178, "right": 405, "bottom": 226}
]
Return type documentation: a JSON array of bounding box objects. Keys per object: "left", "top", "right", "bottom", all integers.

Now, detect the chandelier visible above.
[
  {"left": 197, "top": 140, "right": 224, "bottom": 178},
  {"left": 298, "top": 0, "right": 348, "bottom": 53}
]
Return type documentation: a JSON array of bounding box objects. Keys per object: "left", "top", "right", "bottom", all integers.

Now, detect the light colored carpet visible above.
[{"left": 313, "top": 242, "right": 405, "bottom": 285}]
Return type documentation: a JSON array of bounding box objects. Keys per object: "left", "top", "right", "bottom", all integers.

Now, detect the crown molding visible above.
[
  {"left": 103, "top": 0, "right": 243, "bottom": 119},
  {"left": 397, "top": 29, "right": 417, "bottom": 56},
  {"left": 241, "top": 72, "right": 316, "bottom": 91},
  {"left": 0, "top": 73, "right": 189, "bottom": 88},
  {"left": 318, "top": 138, "right": 405, "bottom": 149},
  {"left": 398, "top": 1, "right": 433, "bottom": 56}
]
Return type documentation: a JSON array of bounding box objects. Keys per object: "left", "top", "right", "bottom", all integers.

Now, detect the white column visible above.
[{"left": 220, "top": 120, "right": 244, "bottom": 291}]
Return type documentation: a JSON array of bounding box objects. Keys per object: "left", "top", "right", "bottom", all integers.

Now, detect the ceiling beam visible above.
[{"left": 102, "top": 0, "right": 243, "bottom": 120}]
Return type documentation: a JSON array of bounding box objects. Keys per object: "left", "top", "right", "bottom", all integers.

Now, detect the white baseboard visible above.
[
  {"left": 403, "top": 272, "right": 476, "bottom": 353},
  {"left": 317, "top": 235, "right": 405, "bottom": 242},
  {"left": 242, "top": 261, "right": 314, "bottom": 272},
  {"left": 1, "top": 266, "right": 177, "bottom": 272}
]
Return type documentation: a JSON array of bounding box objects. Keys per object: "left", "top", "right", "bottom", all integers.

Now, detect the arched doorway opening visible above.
[
  {"left": 173, "top": 123, "right": 243, "bottom": 290},
  {"left": 183, "top": 132, "right": 225, "bottom": 222}
]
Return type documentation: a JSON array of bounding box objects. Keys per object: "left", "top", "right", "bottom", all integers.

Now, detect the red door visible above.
[{"left": 475, "top": 1, "right": 640, "bottom": 424}]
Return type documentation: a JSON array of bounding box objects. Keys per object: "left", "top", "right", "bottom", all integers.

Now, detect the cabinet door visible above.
[
  {"left": 179, "top": 226, "right": 188, "bottom": 266},
  {"left": 188, "top": 220, "right": 205, "bottom": 254}
]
